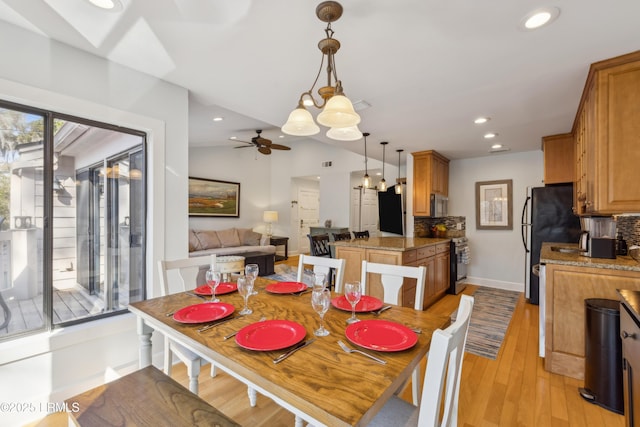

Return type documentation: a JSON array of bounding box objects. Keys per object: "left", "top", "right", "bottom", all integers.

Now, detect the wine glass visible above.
[
  {"left": 344, "top": 281, "right": 362, "bottom": 324},
  {"left": 311, "top": 288, "right": 331, "bottom": 337},
  {"left": 245, "top": 263, "right": 259, "bottom": 295},
  {"left": 237, "top": 276, "right": 254, "bottom": 315},
  {"left": 205, "top": 269, "right": 222, "bottom": 303},
  {"left": 312, "top": 272, "right": 327, "bottom": 292}
]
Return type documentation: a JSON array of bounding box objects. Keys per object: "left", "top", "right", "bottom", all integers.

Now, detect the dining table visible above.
[{"left": 128, "top": 276, "right": 450, "bottom": 427}]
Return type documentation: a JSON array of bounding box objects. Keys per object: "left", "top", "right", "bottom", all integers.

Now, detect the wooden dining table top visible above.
[{"left": 129, "top": 277, "right": 450, "bottom": 427}]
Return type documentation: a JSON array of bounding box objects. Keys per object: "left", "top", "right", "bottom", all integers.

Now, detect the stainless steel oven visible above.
[{"left": 449, "top": 237, "right": 468, "bottom": 294}]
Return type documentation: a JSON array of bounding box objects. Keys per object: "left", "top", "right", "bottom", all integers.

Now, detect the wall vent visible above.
[{"left": 322, "top": 161, "right": 333, "bottom": 167}]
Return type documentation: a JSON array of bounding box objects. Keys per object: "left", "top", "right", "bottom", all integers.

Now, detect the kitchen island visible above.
[
  {"left": 333, "top": 236, "right": 450, "bottom": 309},
  {"left": 541, "top": 242, "right": 640, "bottom": 379}
]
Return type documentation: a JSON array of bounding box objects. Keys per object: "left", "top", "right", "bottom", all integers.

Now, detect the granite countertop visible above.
[
  {"left": 618, "top": 289, "right": 640, "bottom": 321},
  {"left": 330, "top": 236, "right": 450, "bottom": 252},
  {"left": 540, "top": 242, "right": 640, "bottom": 272}
]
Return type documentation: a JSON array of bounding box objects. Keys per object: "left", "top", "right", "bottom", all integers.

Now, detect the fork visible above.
[
  {"left": 372, "top": 305, "right": 392, "bottom": 316},
  {"left": 223, "top": 316, "right": 266, "bottom": 340},
  {"left": 337, "top": 340, "right": 386, "bottom": 365}
]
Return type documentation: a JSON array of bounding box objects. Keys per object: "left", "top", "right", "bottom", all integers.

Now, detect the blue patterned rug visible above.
[{"left": 451, "top": 286, "right": 520, "bottom": 360}]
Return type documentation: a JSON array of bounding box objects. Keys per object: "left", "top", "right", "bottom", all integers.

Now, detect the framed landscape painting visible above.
[
  {"left": 188, "top": 177, "right": 240, "bottom": 217},
  {"left": 475, "top": 179, "right": 513, "bottom": 230}
]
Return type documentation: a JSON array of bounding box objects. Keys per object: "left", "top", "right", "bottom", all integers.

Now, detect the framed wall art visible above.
[
  {"left": 188, "top": 177, "right": 240, "bottom": 217},
  {"left": 475, "top": 179, "right": 513, "bottom": 230}
]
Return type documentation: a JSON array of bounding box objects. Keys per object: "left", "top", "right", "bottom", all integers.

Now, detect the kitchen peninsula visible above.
[
  {"left": 333, "top": 236, "right": 450, "bottom": 310},
  {"left": 541, "top": 242, "right": 640, "bottom": 379}
]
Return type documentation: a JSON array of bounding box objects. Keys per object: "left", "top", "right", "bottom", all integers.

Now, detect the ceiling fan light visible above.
[
  {"left": 326, "top": 125, "right": 362, "bottom": 141},
  {"left": 316, "top": 95, "right": 361, "bottom": 128},
  {"left": 281, "top": 107, "right": 320, "bottom": 136}
]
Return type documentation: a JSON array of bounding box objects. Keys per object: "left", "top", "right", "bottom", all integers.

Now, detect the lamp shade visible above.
[
  {"left": 326, "top": 125, "right": 362, "bottom": 141},
  {"left": 281, "top": 107, "right": 320, "bottom": 136},
  {"left": 263, "top": 211, "right": 279, "bottom": 223},
  {"left": 316, "top": 95, "right": 361, "bottom": 128}
]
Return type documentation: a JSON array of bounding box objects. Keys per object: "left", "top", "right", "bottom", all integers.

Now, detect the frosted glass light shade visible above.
[
  {"left": 316, "top": 95, "right": 361, "bottom": 128},
  {"left": 281, "top": 107, "right": 320, "bottom": 136},
  {"left": 326, "top": 125, "right": 362, "bottom": 141}
]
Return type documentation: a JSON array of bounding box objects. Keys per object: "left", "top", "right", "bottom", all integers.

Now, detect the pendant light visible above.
[
  {"left": 362, "top": 132, "right": 370, "bottom": 188},
  {"left": 395, "top": 149, "right": 404, "bottom": 194},
  {"left": 378, "top": 142, "right": 388, "bottom": 192}
]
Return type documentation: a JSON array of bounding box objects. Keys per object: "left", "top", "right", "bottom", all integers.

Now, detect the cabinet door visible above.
[
  {"left": 434, "top": 251, "right": 450, "bottom": 295},
  {"left": 335, "top": 247, "right": 366, "bottom": 285},
  {"left": 594, "top": 60, "right": 640, "bottom": 213},
  {"left": 621, "top": 304, "right": 640, "bottom": 427},
  {"left": 415, "top": 255, "right": 435, "bottom": 309},
  {"left": 412, "top": 152, "right": 432, "bottom": 216},
  {"left": 543, "top": 133, "right": 575, "bottom": 184}
]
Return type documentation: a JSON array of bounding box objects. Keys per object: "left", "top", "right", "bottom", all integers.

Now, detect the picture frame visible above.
[
  {"left": 188, "top": 177, "right": 240, "bottom": 217},
  {"left": 475, "top": 179, "right": 513, "bottom": 230}
]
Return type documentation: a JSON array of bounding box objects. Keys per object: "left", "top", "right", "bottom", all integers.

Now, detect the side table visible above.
[{"left": 270, "top": 235, "right": 289, "bottom": 261}]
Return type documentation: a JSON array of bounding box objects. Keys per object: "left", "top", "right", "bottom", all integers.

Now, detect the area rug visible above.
[
  {"left": 451, "top": 286, "right": 520, "bottom": 360},
  {"left": 263, "top": 265, "right": 300, "bottom": 282}
]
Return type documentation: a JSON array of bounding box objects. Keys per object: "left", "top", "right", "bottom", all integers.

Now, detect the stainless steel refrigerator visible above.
[{"left": 521, "top": 184, "right": 581, "bottom": 305}]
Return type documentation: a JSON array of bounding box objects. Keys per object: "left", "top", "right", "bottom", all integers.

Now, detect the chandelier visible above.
[{"left": 281, "top": 1, "right": 362, "bottom": 141}]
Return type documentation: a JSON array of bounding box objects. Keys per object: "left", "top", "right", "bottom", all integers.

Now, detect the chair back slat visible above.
[
  {"left": 307, "top": 234, "right": 331, "bottom": 257},
  {"left": 158, "top": 255, "right": 216, "bottom": 296},
  {"left": 332, "top": 232, "right": 352, "bottom": 241},
  {"left": 296, "top": 254, "right": 346, "bottom": 293},
  {"left": 353, "top": 230, "right": 369, "bottom": 239},
  {"left": 360, "top": 261, "right": 426, "bottom": 311}
]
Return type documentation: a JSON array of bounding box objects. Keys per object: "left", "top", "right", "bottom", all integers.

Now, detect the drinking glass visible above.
[
  {"left": 205, "top": 269, "right": 222, "bottom": 303},
  {"left": 311, "top": 288, "right": 331, "bottom": 337},
  {"left": 237, "top": 276, "right": 254, "bottom": 315},
  {"left": 344, "top": 281, "right": 362, "bottom": 324},
  {"left": 245, "top": 263, "right": 259, "bottom": 295},
  {"left": 312, "top": 272, "right": 327, "bottom": 292}
]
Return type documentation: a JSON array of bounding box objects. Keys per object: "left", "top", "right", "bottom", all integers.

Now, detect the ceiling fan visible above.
[{"left": 232, "top": 130, "right": 291, "bottom": 155}]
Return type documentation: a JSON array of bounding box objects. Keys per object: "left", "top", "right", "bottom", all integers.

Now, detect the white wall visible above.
[
  {"left": 449, "top": 150, "right": 544, "bottom": 291},
  {"left": 0, "top": 21, "right": 188, "bottom": 426},
  {"left": 189, "top": 139, "right": 398, "bottom": 254}
]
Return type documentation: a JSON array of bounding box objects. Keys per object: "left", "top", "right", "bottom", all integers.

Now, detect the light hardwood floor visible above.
[{"left": 166, "top": 255, "right": 626, "bottom": 426}]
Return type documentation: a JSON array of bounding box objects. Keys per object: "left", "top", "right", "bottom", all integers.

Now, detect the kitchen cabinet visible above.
[
  {"left": 412, "top": 150, "right": 449, "bottom": 217},
  {"left": 542, "top": 133, "right": 575, "bottom": 184},
  {"left": 333, "top": 237, "right": 450, "bottom": 309},
  {"left": 573, "top": 51, "right": 640, "bottom": 215},
  {"left": 544, "top": 263, "right": 640, "bottom": 379},
  {"left": 619, "top": 289, "right": 640, "bottom": 427}
]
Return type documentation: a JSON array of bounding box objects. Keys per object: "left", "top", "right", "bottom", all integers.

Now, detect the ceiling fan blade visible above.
[
  {"left": 254, "top": 136, "right": 272, "bottom": 146},
  {"left": 258, "top": 146, "right": 271, "bottom": 155},
  {"left": 234, "top": 145, "right": 254, "bottom": 149},
  {"left": 270, "top": 144, "right": 291, "bottom": 150}
]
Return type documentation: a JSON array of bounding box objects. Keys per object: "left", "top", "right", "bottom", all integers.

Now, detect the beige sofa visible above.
[{"left": 189, "top": 227, "right": 276, "bottom": 257}]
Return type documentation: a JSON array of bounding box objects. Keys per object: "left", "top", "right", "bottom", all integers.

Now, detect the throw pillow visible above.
[
  {"left": 195, "top": 230, "right": 221, "bottom": 249},
  {"left": 217, "top": 228, "right": 241, "bottom": 247},
  {"left": 188, "top": 230, "right": 202, "bottom": 252},
  {"left": 238, "top": 228, "right": 261, "bottom": 246}
]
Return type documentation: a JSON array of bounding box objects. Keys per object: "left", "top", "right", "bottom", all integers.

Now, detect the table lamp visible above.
[{"left": 263, "top": 210, "right": 278, "bottom": 237}]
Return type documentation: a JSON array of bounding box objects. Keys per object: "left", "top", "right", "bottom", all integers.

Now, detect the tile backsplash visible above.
[
  {"left": 615, "top": 215, "right": 640, "bottom": 247},
  {"left": 414, "top": 216, "right": 466, "bottom": 238}
]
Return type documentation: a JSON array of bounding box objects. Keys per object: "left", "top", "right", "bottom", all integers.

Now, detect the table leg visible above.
[{"left": 136, "top": 317, "right": 154, "bottom": 368}]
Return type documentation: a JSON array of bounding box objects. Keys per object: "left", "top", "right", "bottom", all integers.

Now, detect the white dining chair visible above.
[
  {"left": 360, "top": 260, "right": 427, "bottom": 404},
  {"left": 296, "top": 254, "right": 346, "bottom": 292},
  {"left": 367, "top": 294, "right": 475, "bottom": 427},
  {"left": 157, "top": 255, "right": 218, "bottom": 394}
]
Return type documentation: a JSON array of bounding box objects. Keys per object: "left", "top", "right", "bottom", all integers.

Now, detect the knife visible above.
[
  {"left": 273, "top": 339, "right": 316, "bottom": 364},
  {"left": 197, "top": 315, "right": 243, "bottom": 333},
  {"left": 186, "top": 292, "right": 208, "bottom": 300}
]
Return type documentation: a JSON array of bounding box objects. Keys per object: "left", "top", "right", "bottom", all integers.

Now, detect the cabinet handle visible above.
[{"left": 622, "top": 331, "right": 636, "bottom": 339}]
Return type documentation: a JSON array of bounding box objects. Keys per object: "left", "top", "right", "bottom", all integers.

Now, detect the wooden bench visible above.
[{"left": 63, "top": 366, "right": 240, "bottom": 427}]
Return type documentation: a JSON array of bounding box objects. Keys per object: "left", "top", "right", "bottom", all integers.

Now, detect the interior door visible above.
[
  {"left": 360, "top": 188, "right": 379, "bottom": 235},
  {"left": 298, "top": 188, "right": 319, "bottom": 254}
]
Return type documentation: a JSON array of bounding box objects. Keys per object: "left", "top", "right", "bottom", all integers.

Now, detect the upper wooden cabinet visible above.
[
  {"left": 542, "top": 133, "right": 575, "bottom": 184},
  {"left": 573, "top": 51, "right": 640, "bottom": 215},
  {"left": 412, "top": 150, "right": 449, "bottom": 216}
]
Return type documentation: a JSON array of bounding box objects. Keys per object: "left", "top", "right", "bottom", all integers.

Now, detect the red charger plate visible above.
[
  {"left": 172, "top": 302, "right": 235, "bottom": 324},
  {"left": 331, "top": 295, "right": 384, "bottom": 313},
  {"left": 194, "top": 283, "right": 238, "bottom": 296},
  {"left": 345, "top": 319, "right": 418, "bottom": 352},
  {"left": 265, "top": 282, "right": 307, "bottom": 294},
  {"left": 235, "top": 320, "right": 306, "bottom": 351}
]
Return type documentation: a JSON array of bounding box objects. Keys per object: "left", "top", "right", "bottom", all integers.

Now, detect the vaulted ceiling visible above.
[{"left": 1, "top": 0, "right": 639, "bottom": 162}]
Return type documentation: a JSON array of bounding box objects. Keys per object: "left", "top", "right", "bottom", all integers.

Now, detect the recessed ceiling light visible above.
[
  {"left": 484, "top": 132, "right": 498, "bottom": 139},
  {"left": 230, "top": 136, "right": 237, "bottom": 140},
  {"left": 474, "top": 117, "right": 490, "bottom": 124},
  {"left": 521, "top": 7, "right": 560, "bottom": 30},
  {"left": 88, "top": 0, "right": 123, "bottom": 11},
  {"left": 212, "top": 117, "right": 224, "bottom": 122},
  {"left": 491, "top": 143, "right": 503, "bottom": 149},
  {"left": 279, "top": 135, "right": 285, "bottom": 139}
]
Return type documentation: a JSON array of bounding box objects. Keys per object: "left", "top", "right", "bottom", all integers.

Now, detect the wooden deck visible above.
[{"left": 0, "top": 287, "right": 105, "bottom": 336}]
